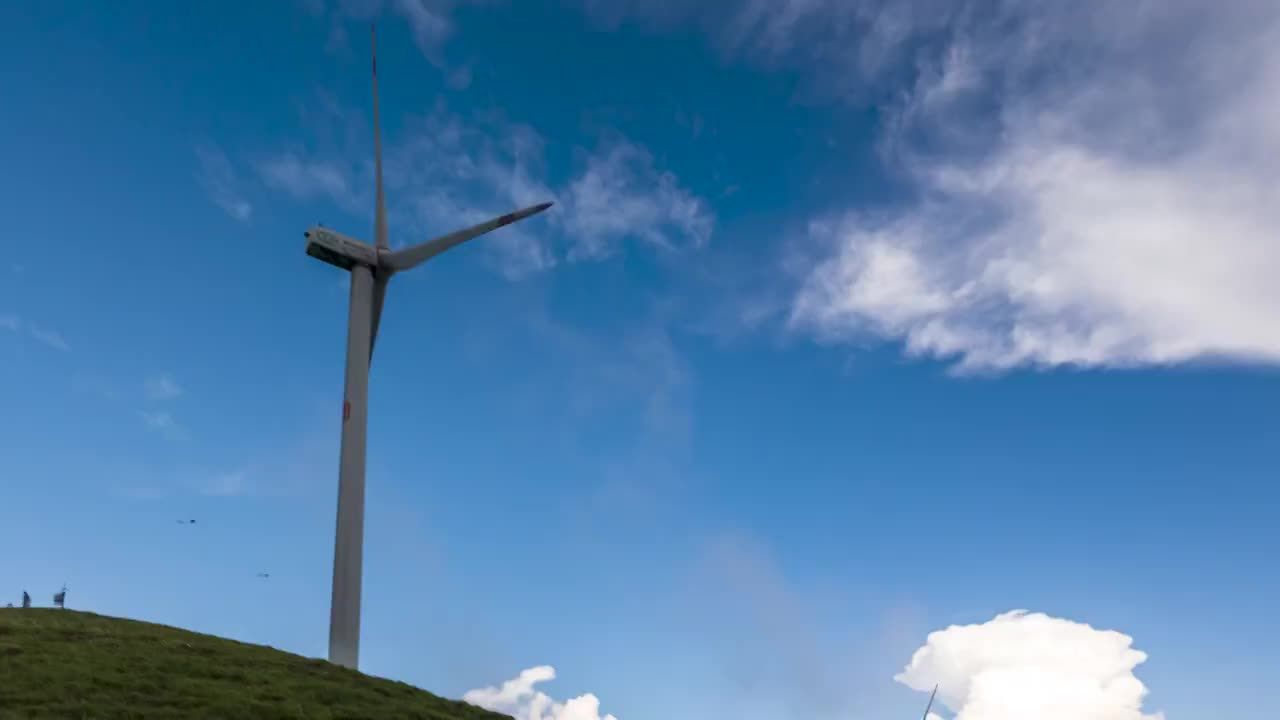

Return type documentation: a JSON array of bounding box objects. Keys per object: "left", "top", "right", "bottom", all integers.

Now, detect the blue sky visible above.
[{"left": 3, "top": 1, "right": 1279, "bottom": 718}]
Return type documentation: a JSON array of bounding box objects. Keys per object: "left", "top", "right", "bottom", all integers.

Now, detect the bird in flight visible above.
[
  {"left": 256, "top": 573, "right": 271, "bottom": 579},
  {"left": 176, "top": 519, "right": 196, "bottom": 525}
]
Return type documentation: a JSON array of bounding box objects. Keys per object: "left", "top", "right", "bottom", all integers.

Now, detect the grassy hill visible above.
[{"left": 0, "top": 608, "right": 510, "bottom": 720}]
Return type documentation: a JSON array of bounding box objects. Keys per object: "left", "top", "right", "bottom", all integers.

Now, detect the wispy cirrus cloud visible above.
[
  {"left": 139, "top": 408, "right": 187, "bottom": 440},
  {"left": 305, "top": 0, "right": 469, "bottom": 68},
  {"left": 140, "top": 372, "right": 185, "bottom": 437},
  {"left": 29, "top": 324, "right": 70, "bottom": 351},
  {"left": 201, "top": 469, "right": 250, "bottom": 497},
  {"left": 254, "top": 96, "right": 713, "bottom": 278},
  {"left": 572, "top": 0, "right": 955, "bottom": 102},
  {"left": 1, "top": 311, "right": 70, "bottom": 351},
  {"left": 70, "top": 370, "right": 188, "bottom": 437},
  {"left": 139, "top": 410, "right": 177, "bottom": 432},
  {"left": 109, "top": 414, "right": 338, "bottom": 501},
  {"left": 383, "top": 103, "right": 558, "bottom": 277},
  {"left": 392, "top": 0, "right": 457, "bottom": 60},
  {"left": 257, "top": 153, "right": 353, "bottom": 206},
  {"left": 195, "top": 144, "right": 253, "bottom": 222},
  {"left": 562, "top": 138, "right": 714, "bottom": 260},
  {"left": 144, "top": 373, "right": 183, "bottom": 401}
]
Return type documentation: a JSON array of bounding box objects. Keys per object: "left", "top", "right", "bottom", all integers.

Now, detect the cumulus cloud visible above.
[
  {"left": 464, "top": 666, "right": 618, "bottom": 720},
  {"left": 785, "top": 0, "right": 1280, "bottom": 371},
  {"left": 897, "top": 610, "right": 1164, "bottom": 720}
]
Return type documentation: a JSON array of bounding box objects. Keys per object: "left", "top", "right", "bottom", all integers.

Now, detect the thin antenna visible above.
[
  {"left": 371, "top": 24, "right": 388, "bottom": 251},
  {"left": 922, "top": 685, "right": 939, "bottom": 720}
]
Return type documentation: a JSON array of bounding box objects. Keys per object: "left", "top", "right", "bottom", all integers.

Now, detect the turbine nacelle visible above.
[
  {"left": 305, "top": 227, "right": 378, "bottom": 271},
  {"left": 305, "top": 200, "right": 554, "bottom": 276}
]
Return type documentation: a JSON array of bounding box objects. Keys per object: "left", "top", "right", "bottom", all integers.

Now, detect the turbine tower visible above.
[{"left": 304, "top": 25, "right": 553, "bottom": 670}]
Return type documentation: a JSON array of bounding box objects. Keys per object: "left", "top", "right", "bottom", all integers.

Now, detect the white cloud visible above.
[
  {"left": 896, "top": 610, "right": 1164, "bottom": 720},
  {"left": 257, "top": 153, "right": 352, "bottom": 204},
  {"left": 29, "top": 325, "right": 70, "bottom": 351},
  {"left": 140, "top": 410, "right": 176, "bottom": 431},
  {"left": 256, "top": 96, "right": 710, "bottom": 276},
  {"left": 0, "top": 312, "right": 18, "bottom": 331},
  {"left": 785, "top": 1, "right": 1280, "bottom": 371},
  {"left": 145, "top": 373, "right": 183, "bottom": 401},
  {"left": 485, "top": 225, "right": 557, "bottom": 279},
  {"left": 311, "top": 0, "right": 473, "bottom": 70},
  {"left": 195, "top": 144, "right": 253, "bottom": 222},
  {"left": 562, "top": 139, "right": 714, "bottom": 260},
  {"left": 202, "top": 469, "right": 249, "bottom": 497},
  {"left": 574, "top": 0, "right": 961, "bottom": 105},
  {"left": 389, "top": 129, "right": 558, "bottom": 278},
  {"left": 392, "top": 0, "right": 455, "bottom": 59},
  {"left": 464, "top": 666, "right": 618, "bottom": 720}
]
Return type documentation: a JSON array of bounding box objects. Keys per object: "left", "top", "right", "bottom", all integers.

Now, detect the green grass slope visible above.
[{"left": 0, "top": 609, "right": 510, "bottom": 720}]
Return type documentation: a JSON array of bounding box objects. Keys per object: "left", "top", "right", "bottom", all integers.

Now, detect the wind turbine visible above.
[{"left": 303, "top": 25, "right": 553, "bottom": 670}]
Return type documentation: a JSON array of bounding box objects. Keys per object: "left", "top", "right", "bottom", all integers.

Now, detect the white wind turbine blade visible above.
[
  {"left": 372, "top": 24, "right": 387, "bottom": 252},
  {"left": 381, "top": 201, "right": 554, "bottom": 272},
  {"left": 370, "top": 23, "right": 388, "bottom": 361},
  {"left": 370, "top": 277, "right": 388, "bottom": 362}
]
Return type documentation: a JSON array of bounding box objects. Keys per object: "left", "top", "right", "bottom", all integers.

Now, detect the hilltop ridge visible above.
[{"left": 0, "top": 608, "right": 508, "bottom": 720}]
